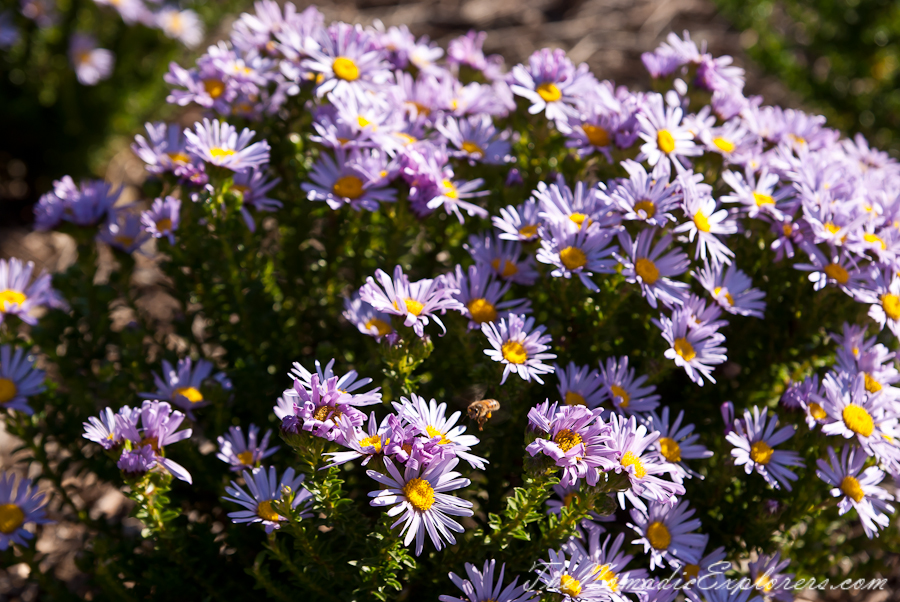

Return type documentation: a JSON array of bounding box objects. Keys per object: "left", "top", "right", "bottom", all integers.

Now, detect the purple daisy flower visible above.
[
  {"left": 564, "top": 528, "right": 649, "bottom": 600},
  {"left": 598, "top": 356, "right": 661, "bottom": 415},
  {"left": 816, "top": 445, "right": 895, "bottom": 538},
  {"left": 643, "top": 407, "right": 713, "bottom": 482},
  {"left": 360, "top": 265, "right": 462, "bottom": 338},
  {"left": 326, "top": 411, "right": 395, "bottom": 468},
  {"left": 34, "top": 176, "right": 121, "bottom": 230},
  {"left": 184, "top": 118, "right": 271, "bottom": 172},
  {"left": 535, "top": 547, "right": 610, "bottom": 601},
  {"left": 510, "top": 48, "right": 595, "bottom": 125},
  {"left": 794, "top": 243, "right": 867, "bottom": 294},
  {"left": 217, "top": 424, "right": 279, "bottom": 471},
  {"left": 536, "top": 221, "right": 617, "bottom": 292},
  {"left": 279, "top": 373, "right": 366, "bottom": 440},
  {"left": 224, "top": 466, "right": 312, "bottom": 533},
  {"left": 628, "top": 500, "right": 708, "bottom": 570},
  {"left": 555, "top": 361, "right": 604, "bottom": 408},
  {"left": 673, "top": 173, "right": 736, "bottom": 266},
  {"left": 301, "top": 22, "right": 392, "bottom": 104},
  {"left": 492, "top": 199, "right": 542, "bottom": 242},
  {"left": 815, "top": 373, "right": 900, "bottom": 456},
  {"left": 655, "top": 306, "right": 727, "bottom": 386},
  {"left": 0, "top": 257, "right": 65, "bottom": 325},
  {"left": 864, "top": 269, "right": 900, "bottom": 338},
  {"left": 393, "top": 393, "right": 487, "bottom": 470},
  {"left": 694, "top": 261, "right": 766, "bottom": 318},
  {"left": 440, "top": 559, "right": 536, "bottom": 602},
  {"left": 483, "top": 314, "right": 556, "bottom": 385},
  {"left": 289, "top": 357, "right": 381, "bottom": 407},
  {"left": 98, "top": 212, "right": 150, "bottom": 254},
  {"left": 726, "top": 406, "right": 803, "bottom": 491},
  {"left": 141, "top": 196, "right": 181, "bottom": 245},
  {"left": 636, "top": 94, "right": 701, "bottom": 172},
  {"left": 342, "top": 293, "right": 394, "bottom": 340},
  {"left": 721, "top": 167, "right": 792, "bottom": 221},
  {"left": 526, "top": 401, "right": 610, "bottom": 487},
  {"left": 437, "top": 115, "right": 511, "bottom": 165},
  {"left": 303, "top": 147, "right": 396, "bottom": 211},
  {"left": 69, "top": 33, "right": 114, "bottom": 86},
  {"left": 132, "top": 400, "right": 194, "bottom": 483},
  {"left": 141, "top": 357, "right": 232, "bottom": 418},
  {"left": 747, "top": 552, "right": 794, "bottom": 602},
  {"left": 609, "top": 160, "right": 680, "bottom": 227},
  {"left": 466, "top": 232, "right": 539, "bottom": 286},
  {"left": 367, "top": 456, "right": 474, "bottom": 556},
  {"left": 132, "top": 122, "right": 196, "bottom": 175},
  {"left": 446, "top": 264, "right": 530, "bottom": 330},
  {"left": 618, "top": 229, "right": 690, "bottom": 309},
  {"left": 0, "top": 472, "right": 51, "bottom": 550},
  {"left": 0, "top": 345, "right": 45, "bottom": 415}
]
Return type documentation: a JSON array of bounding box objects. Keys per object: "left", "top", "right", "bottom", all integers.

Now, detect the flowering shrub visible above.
[{"left": 1, "top": 4, "right": 899, "bottom": 600}]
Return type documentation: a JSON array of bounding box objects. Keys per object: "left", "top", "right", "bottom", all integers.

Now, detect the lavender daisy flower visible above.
[
  {"left": 224, "top": 466, "right": 312, "bottom": 533},
  {"left": 0, "top": 257, "right": 65, "bottom": 325},
  {"left": 34, "top": 176, "right": 121, "bottom": 230},
  {"left": 279, "top": 374, "right": 366, "bottom": 440},
  {"left": 726, "top": 406, "right": 803, "bottom": 491},
  {"left": 492, "top": 199, "right": 542, "bottom": 242},
  {"left": 536, "top": 222, "right": 617, "bottom": 292},
  {"left": 446, "top": 264, "right": 530, "bottom": 330},
  {"left": 816, "top": 373, "right": 900, "bottom": 455},
  {"left": 816, "top": 445, "right": 895, "bottom": 538},
  {"left": 217, "top": 425, "right": 279, "bottom": 471},
  {"left": 343, "top": 293, "right": 394, "bottom": 340},
  {"left": 865, "top": 269, "right": 900, "bottom": 337},
  {"left": 564, "top": 528, "right": 649, "bottom": 599},
  {"left": 483, "top": 314, "right": 556, "bottom": 385},
  {"left": 510, "top": 48, "right": 594, "bottom": 125},
  {"left": 394, "top": 394, "right": 486, "bottom": 470},
  {"left": 636, "top": 94, "right": 701, "bottom": 171},
  {"left": 694, "top": 261, "right": 766, "bottom": 318},
  {"left": 289, "top": 357, "right": 381, "bottom": 407},
  {"left": 0, "top": 472, "right": 51, "bottom": 550},
  {"left": 440, "top": 559, "right": 536, "bottom": 602},
  {"left": 428, "top": 176, "right": 490, "bottom": 223},
  {"left": 0, "top": 346, "right": 45, "bottom": 415},
  {"left": 82, "top": 406, "right": 138, "bottom": 450},
  {"left": 156, "top": 8, "right": 204, "bottom": 48},
  {"left": 526, "top": 401, "right": 611, "bottom": 487},
  {"left": 118, "top": 445, "right": 157, "bottom": 476},
  {"left": 673, "top": 174, "right": 736, "bottom": 266},
  {"left": 555, "top": 362, "right": 604, "bottom": 408},
  {"left": 231, "top": 169, "right": 282, "bottom": 230},
  {"left": 447, "top": 30, "right": 489, "bottom": 72},
  {"left": 534, "top": 177, "right": 610, "bottom": 231},
  {"left": 654, "top": 307, "right": 727, "bottom": 386},
  {"left": 69, "top": 33, "right": 114, "bottom": 85},
  {"left": 438, "top": 115, "right": 511, "bottom": 165},
  {"left": 184, "top": 118, "right": 271, "bottom": 172},
  {"left": 140, "top": 357, "right": 232, "bottom": 418},
  {"left": 301, "top": 22, "right": 392, "bottom": 104},
  {"left": 132, "top": 122, "right": 195, "bottom": 175},
  {"left": 794, "top": 243, "right": 866, "bottom": 294},
  {"left": 598, "top": 356, "right": 661, "bottom": 415},
  {"left": 609, "top": 160, "right": 680, "bottom": 227},
  {"left": 134, "top": 401, "right": 194, "bottom": 483},
  {"left": 326, "top": 412, "right": 394, "bottom": 468},
  {"left": 644, "top": 407, "right": 713, "bottom": 482},
  {"left": 360, "top": 265, "right": 462, "bottom": 337},
  {"left": 367, "top": 456, "right": 474, "bottom": 556},
  {"left": 141, "top": 196, "right": 181, "bottom": 245},
  {"left": 748, "top": 553, "right": 794, "bottom": 602},
  {"left": 618, "top": 229, "right": 690, "bottom": 309},
  {"left": 721, "top": 168, "right": 791, "bottom": 221},
  {"left": 98, "top": 212, "right": 150, "bottom": 253},
  {"left": 628, "top": 500, "right": 708, "bottom": 570},
  {"left": 602, "top": 413, "right": 684, "bottom": 505},
  {"left": 303, "top": 148, "right": 396, "bottom": 211},
  {"left": 535, "top": 548, "right": 609, "bottom": 601},
  {"left": 466, "top": 233, "right": 539, "bottom": 286}
]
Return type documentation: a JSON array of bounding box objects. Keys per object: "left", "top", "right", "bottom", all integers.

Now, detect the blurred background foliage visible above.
[{"left": 714, "top": 0, "right": 900, "bottom": 153}]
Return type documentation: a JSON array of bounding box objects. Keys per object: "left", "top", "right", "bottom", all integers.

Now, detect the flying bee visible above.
[{"left": 467, "top": 399, "right": 500, "bottom": 431}]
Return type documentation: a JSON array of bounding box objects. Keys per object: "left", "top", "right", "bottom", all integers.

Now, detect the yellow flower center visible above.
[
  {"left": 559, "top": 574, "right": 582, "bottom": 597},
  {"left": 750, "top": 440, "right": 774, "bottom": 465},
  {"left": 864, "top": 373, "right": 882, "bottom": 393},
  {"left": 563, "top": 492, "right": 579, "bottom": 507},
  {"left": 0, "top": 378, "right": 18, "bottom": 404},
  {"left": 646, "top": 521, "right": 671, "bottom": 550},
  {"left": 755, "top": 575, "right": 773, "bottom": 592},
  {"left": 842, "top": 405, "right": 874, "bottom": 437},
  {"left": 823, "top": 263, "right": 849, "bottom": 284},
  {"left": 658, "top": 437, "right": 681, "bottom": 462},
  {"left": 467, "top": 298, "right": 497, "bottom": 324},
  {"left": 864, "top": 232, "right": 886, "bottom": 250},
  {"left": 783, "top": 224, "right": 793, "bottom": 236},
  {"left": 332, "top": 56, "right": 360, "bottom": 81},
  {"left": 236, "top": 450, "right": 255, "bottom": 465},
  {"left": 518, "top": 224, "right": 539, "bottom": 239},
  {"left": 840, "top": 475, "right": 865, "bottom": 503},
  {"left": 712, "top": 137, "right": 735, "bottom": 153},
  {"left": 610, "top": 384, "right": 630, "bottom": 408},
  {"left": 559, "top": 246, "right": 587, "bottom": 270},
  {"left": 620, "top": 450, "right": 647, "bottom": 478},
  {"left": 356, "top": 115, "right": 371, "bottom": 128},
  {"left": 403, "top": 477, "right": 435, "bottom": 511},
  {"left": 0, "top": 503, "right": 25, "bottom": 534},
  {"left": 501, "top": 340, "right": 528, "bottom": 364},
  {"left": 683, "top": 564, "right": 700, "bottom": 580},
  {"left": 203, "top": 79, "right": 225, "bottom": 98},
  {"left": 634, "top": 257, "right": 660, "bottom": 285},
  {"left": 167, "top": 152, "right": 190, "bottom": 164},
  {"left": 673, "top": 338, "right": 696, "bottom": 361},
  {"left": 442, "top": 179, "right": 459, "bottom": 199},
  {"left": 713, "top": 286, "right": 735, "bottom": 306},
  {"left": 565, "top": 391, "right": 586, "bottom": 406},
  {"left": 313, "top": 405, "right": 342, "bottom": 422},
  {"left": 394, "top": 132, "right": 417, "bottom": 145},
  {"left": 882, "top": 294, "right": 900, "bottom": 321},
  {"left": 174, "top": 386, "right": 204, "bottom": 404},
  {"left": 406, "top": 101, "right": 431, "bottom": 116},
  {"left": 553, "top": 429, "right": 583, "bottom": 453},
  {"left": 634, "top": 200, "right": 656, "bottom": 219},
  {"left": 824, "top": 222, "right": 841, "bottom": 235},
  {"left": 359, "top": 434, "right": 383, "bottom": 452},
  {"left": 397, "top": 298, "right": 424, "bottom": 316},
  {"left": 155, "top": 218, "right": 173, "bottom": 234},
  {"left": 114, "top": 236, "right": 135, "bottom": 247},
  {"left": 693, "top": 211, "right": 711, "bottom": 233},
  {"left": 593, "top": 564, "right": 619, "bottom": 591},
  {"left": 425, "top": 425, "right": 451, "bottom": 445},
  {"left": 582, "top": 124, "right": 610, "bottom": 147},
  {"left": 0, "top": 290, "right": 27, "bottom": 310},
  {"left": 807, "top": 402, "right": 827, "bottom": 420},
  {"left": 461, "top": 141, "right": 483, "bottom": 155},
  {"left": 364, "top": 317, "right": 392, "bottom": 337},
  {"left": 210, "top": 147, "right": 236, "bottom": 160},
  {"left": 753, "top": 192, "right": 775, "bottom": 206},
  {"left": 657, "top": 129, "right": 676, "bottom": 154},
  {"left": 490, "top": 258, "right": 519, "bottom": 278},
  {"left": 536, "top": 82, "right": 562, "bottom": 102},
  {"left": 256, "top": 500, "right": 281, "bottom": 522},
  {"left": 332, "top": 175, "right": 365, "bottom": 199},
  {"left": 569, "top": 212, "right": 590, "bottom": 228}
]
